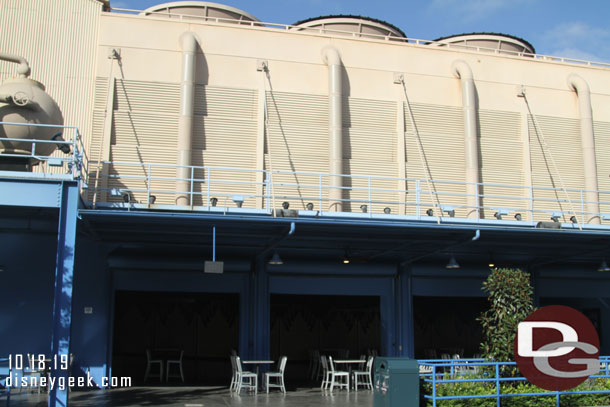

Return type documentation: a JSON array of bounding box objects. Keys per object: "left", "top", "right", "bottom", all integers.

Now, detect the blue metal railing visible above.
[
  {"left": 419, "top": 357, "right": 610, "bottom": 407},
  {"left": 0, "top": 358, "right": 10, "bottom": 406}
]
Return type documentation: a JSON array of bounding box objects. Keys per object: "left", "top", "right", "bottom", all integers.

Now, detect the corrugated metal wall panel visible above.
[
  {"left": 115, "top": 79, "right": 180, "bottom": 113},
  {"left": 0, "top": 0, "right": 101, "bottom": 156},
  {"left": 529, "top": 115, "right": 584, "bottom": 221},
  {"left": 479, "top": 109, "right": 523, "bottom": 218},
  {"left": 594, "top": 121, "right": 610, "bottom": 222},
  {"left": 196, "top": 86, "right": 257, "bottom": 119},
  {"left": 403, "top": 103, "right": 465, "bottom": 216}
]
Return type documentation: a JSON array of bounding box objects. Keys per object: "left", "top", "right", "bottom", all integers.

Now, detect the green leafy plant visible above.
[{"left": 477, "top": 267, "right": 535, "bottom": 363}]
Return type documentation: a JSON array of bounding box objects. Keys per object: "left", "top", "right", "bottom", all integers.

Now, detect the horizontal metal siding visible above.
[
  {"left": 404, "top": 103, "right": 465, "bottom": 216},
  {"left": 479, "top": 110, "right": 523, "bottom": 219},
  {"left": 594, "top": 121, "right": 610, "bottom": 223},
  {"left": 344, "top": 97, "right": 397, "bottom": 214},
  {"left": 529, "top": 115, "right": 584, "bottom": 221}
]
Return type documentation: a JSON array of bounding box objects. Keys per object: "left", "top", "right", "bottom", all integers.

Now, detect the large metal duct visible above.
[
  {"left": 568, "top": 74, "right": 600, "bottom": 224},
  {"left": 322, "top": 46, "right": 343, "bottom": 211},
  {"left": 176, "top": 31, "right": 197, "bottom": 206},
  {"left": 451, "top": 60, "right": 480, "bottom": 219}
]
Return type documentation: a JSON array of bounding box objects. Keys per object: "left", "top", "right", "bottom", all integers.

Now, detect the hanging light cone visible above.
[
  {"left": 446, "top": 255, "right": 460, "bottom": 269},
  {"left": 269, "top": 251, "right": 283, "bottom": 265},
  {"left": 598, "top": 259, "right": 610, "bottom": 272}
]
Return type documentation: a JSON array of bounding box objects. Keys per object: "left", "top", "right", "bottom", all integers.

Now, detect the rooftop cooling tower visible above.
[
  {"left": 293, "top": 15, "right": 406, "bottom": 40},
  {"left": 141, "top": 1, "right": 260, "bottom": 24},
  {"left": 432, "top": 33, "right": 535, "bottom": 55}
]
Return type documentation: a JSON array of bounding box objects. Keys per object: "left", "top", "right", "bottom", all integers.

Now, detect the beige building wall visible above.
[
  {"left": 80, "top": 8, "right": 610, "bottom": 220},
  {"left": 0, "top": 0, "right": 103, "bottom": 173}
]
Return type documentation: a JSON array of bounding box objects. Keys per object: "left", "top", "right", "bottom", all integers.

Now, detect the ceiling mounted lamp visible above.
[
  {"left": 598, "top": 258, "right": 610, "bottom": 272},
  {"left": 268, "top": 251, "right": 283, "bottom": 265},
  {"left": 446, "top": 255, "right": 460, "bottom": 269}
]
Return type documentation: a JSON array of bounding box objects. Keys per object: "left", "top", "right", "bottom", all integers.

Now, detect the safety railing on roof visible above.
[
  {"left": 0, "top": 122, "right": 89, "bottom": 183},
  {"left": 110, "top": 8, "right": 610, "bottom": 69},
  {"left": 87, "top": 159, "right": 610, "bottom": 227},
  {"left": 418, "top": 357, "right": 610, "bottom": 407}
]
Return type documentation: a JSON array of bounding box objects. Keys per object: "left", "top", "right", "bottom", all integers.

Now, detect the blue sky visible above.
[{"left": 111, "top": 0, "right": 610, "bottom": 63}]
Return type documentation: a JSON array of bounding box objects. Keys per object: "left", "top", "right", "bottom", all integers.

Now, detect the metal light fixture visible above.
[
  {"left": 598, "top": 259, "right": 610, "bottom": 272},
  {"left": 148, "top": 195, "right": 156, "bottom": 204},
  {"left": 306, "top": 202, "right": 314, "bottom": 210},
  {"left": 282, "top": 201, "right": 290, "bottom": 209},
  {"left": 383, "top": 207, "right": 391, "bottom": 214},
  {"left": 343, "top": 257, "right": 350, "bottom": 264},
  {"left": 426, "top": 208, "right": 434, "bottom": 216},
  {"left": 488, "top": 255, "right": 495, "bottom": 268},
  {"left": 441, "top": 206, "right": 455, "bottom": 217},
  {"left": 360, "top": 204, "right": 368, "bottom": 213},
  {"left": 268, "top": 251, "right": 283, "bottom": 265},
  {"left": 446, "top": 255, "right": 460, "bottom": 269},
  {"left": 122, "top": 192, "right": 131, "bottom": 203},
  {"left": 494, "top": 209, "right": 509, "bottom": 220},
  {"left": 550, "top": 212, "right": 562, "bottom": 222},
  {"left": 210, "top": 197, "right": 218, "bottom": 207},
  {"left": 232, "top": 195, "right": 244, "bottom": 208},
  {"left": 514, "top": 213, "right": 522, "bottom": 221},
  {"left": 570, "top": 215, "right": 578, "bottom": 224}
]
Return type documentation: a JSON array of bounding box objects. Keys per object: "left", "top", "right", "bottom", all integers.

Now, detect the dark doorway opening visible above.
[
  {"left": 270, "top": 294, "right": 380, "bottom": 384},
  {"left": 112, "top": 291, "right": 239, "bottom": 385},
  {"left": 413, "top": 296, "right": 486, "bottom": 359}
]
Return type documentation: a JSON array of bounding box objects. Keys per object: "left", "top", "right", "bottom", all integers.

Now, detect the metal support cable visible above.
[
  {"left": 400, "top": 79, "right": 442, "bottom": 224},
  {"left": 263, "top": 69, "right": 277, "bottom": 216},
  {"left": 521, "top": 93, "right": 582, "bottom": 230}
]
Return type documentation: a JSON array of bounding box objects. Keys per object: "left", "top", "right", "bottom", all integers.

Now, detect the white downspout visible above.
[
  {"left": 568, "top": 74, "right": 600, "bottom": 224},
  {"left": 322, "top": 46, "right": 343, "bottom": 212},
  {"left": 452, "top": 60, "right": 480, "bottom": 219},
  {"left": 177, "top": 32, "right": 198, "bottom": 206}
]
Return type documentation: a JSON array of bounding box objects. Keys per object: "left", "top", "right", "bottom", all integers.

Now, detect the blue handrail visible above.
[{"left": 419, "top": 357, "right": 610, "bottom": 407}]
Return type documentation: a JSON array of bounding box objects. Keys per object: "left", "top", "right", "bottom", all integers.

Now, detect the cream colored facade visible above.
[{"left": 4, "top": 1, "right": 610, "bottom": 224}]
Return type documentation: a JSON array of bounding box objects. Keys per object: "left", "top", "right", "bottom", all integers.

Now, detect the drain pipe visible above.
[
  {"left": 322, "top": 46, "right": 343, "bottom": 212},
  {"left": 0, "top": 52, "right": 31, "bottom": 77},
  {"left": 568, "top": 74, "right": 600, "bottom": 224},
  {"left": 260, "top": 222, "right": 296, "bottom": 257},
  {"left": 176, "top": 32, "right": 198, "bottom": 206},
  {"left": 452, "top": 60, "right": 480, "bottom": 219}
]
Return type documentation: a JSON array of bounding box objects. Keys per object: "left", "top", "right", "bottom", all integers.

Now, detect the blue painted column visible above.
[
  {"left": 396, "top": 264, "right": 415, "bottom": 357},
  {"left": 48, "top": 181, "right": 79, "bottom": 407},
  {"left": 250, "top": 256, "right": 270, "bottom": 360}
]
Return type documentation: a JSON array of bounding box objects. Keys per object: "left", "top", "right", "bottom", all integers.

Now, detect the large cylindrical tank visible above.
[
  {"left": 431, "top": 33, "right": 535, "bottom": 55},
  {"left": 293, "top": 15, "right": 406, "bottom": 40},
  {"left": 0, "top": 77, "right": 64, "bottom": 166},
  {"left": 141, "top": 1, "right": 260, "bottom": 24}
]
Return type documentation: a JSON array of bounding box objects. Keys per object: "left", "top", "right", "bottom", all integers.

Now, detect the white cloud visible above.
[
  {"left": 541, "top": 22, "right": 610, "bottom": 63},
  {"left": 428, "top": 0, "right": 535, "bottom": 22}
]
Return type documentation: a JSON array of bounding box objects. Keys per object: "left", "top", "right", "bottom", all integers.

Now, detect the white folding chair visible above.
[
  {"left": 353, "top": 356, "right": 374, "bottom": 390},
  {"left": 22, "top": 354, "right": 44, "bottom": 393},
  {"left": 144, "top": 349, "right": 163, "bottom": 382},
  {"left": 265, "top": 356, "right": 287, "bottom": 393},
  {"left": 166, "top": 350, "right": 184, "bottom": 382},
  {"left": 320, "top": 355, "right": 331, "bottom": 389},
  {"left": 235, "top": 356, "right": 257, "bottom": 394},
  {"left": 327, "top": 356, "right": 349, "bottom": 391},
  {"left": 229, "top": 356, "right": 238, "bottom": 392}
]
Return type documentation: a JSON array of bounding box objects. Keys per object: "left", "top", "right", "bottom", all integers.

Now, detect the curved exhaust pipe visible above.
[
  {"left": 322, "top": 46, "right": 343, "bottom": 212},
  {"left": 452, "top": 60, "right": 480, "bottom": 219},
  {"left": 568, "top": 74, "right": 600, "bottom": 224},
  {"left": 176, "top": 32, "right": 198, "bottom": 206},
  {"left": 0, "top": 52, "right": 31, "bottom": 78}
]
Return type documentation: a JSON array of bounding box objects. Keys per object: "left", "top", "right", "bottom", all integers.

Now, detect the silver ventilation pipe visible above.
[
  {"left": 0, "top": 52, "right": 31, "bottom": 78},
  {"left": 452, "top": 60, "right": 480, "bottom": 219},
  {"left": 176, "top": 32, "right": 198, "bottom": 206},
  {"left": 322, "top": 46, "right": 343, "bottom": 212},
  {"left": 568, "top": 74, "right": 600, "bottom": 224}
]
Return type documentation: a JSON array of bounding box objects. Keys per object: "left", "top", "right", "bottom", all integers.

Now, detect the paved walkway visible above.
[{"left": 7, "top": 386, "right": 375, "bottom": 407}]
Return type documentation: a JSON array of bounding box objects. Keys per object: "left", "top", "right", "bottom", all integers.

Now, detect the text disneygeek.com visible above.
[{"left": 6, "top": 354, "right": 131, "bottom": 390}]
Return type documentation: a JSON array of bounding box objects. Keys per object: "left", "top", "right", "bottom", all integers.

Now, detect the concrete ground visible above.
[{"left": 6, "top": 386, "right": 375, "bottom": 407}]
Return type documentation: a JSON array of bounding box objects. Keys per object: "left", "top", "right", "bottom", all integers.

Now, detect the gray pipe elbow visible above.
[
  {"left": 321, "top": 46, "right": 341, "bottom": 66},
  {"left": 567, "top": 73, "right": 590, "bottom": 96},
  {"left": 451, "top": 60, "right": 473, "bottom": 81},
  {"left": 0, "top": 52, "right": 31, "bottom": 78},
  {"left": 179, "top": 31, "right": 198, "bottom": 52}
]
